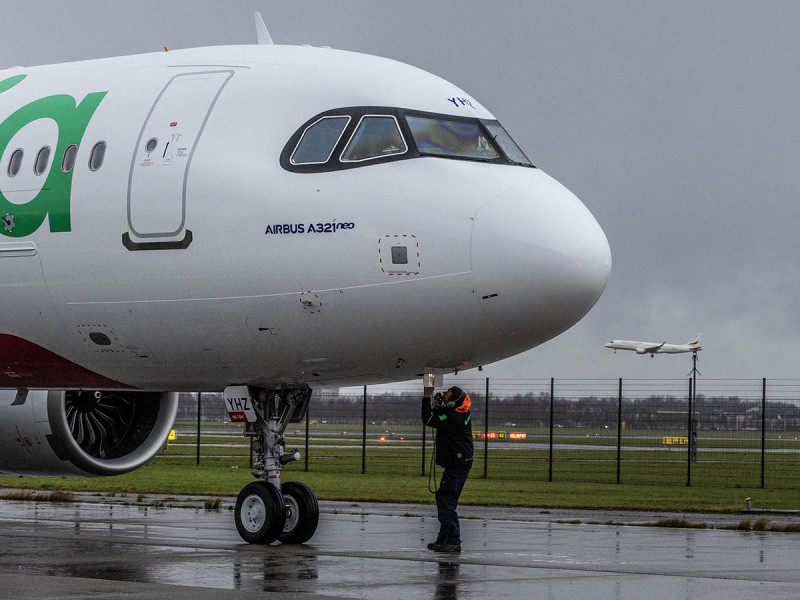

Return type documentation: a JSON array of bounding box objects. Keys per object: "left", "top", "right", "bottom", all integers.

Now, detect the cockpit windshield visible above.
[
  {"left": 406, "top": 116, "right": 499, "bottom": 161},
  {"left": 481, "top": 121, "right": 532, "bottom": 166}
]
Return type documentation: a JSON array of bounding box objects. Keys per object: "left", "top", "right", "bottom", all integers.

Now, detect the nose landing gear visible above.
[{"left": 224, "top": 386, "right": 319, "bottom": 545}]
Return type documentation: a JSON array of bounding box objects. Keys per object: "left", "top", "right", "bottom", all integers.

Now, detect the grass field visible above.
[
  {"left": 0, "top": 441, "right": 798, "bottom": 512},
  {"left": 1, "top": 420, "right": 797, "bottom": 512},
  {"left": 164, "top": 421, "right": 800, "bottom": 487}
]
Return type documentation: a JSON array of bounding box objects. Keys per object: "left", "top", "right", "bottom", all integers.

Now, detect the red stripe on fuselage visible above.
[{"left": 0, "top": 334, "right": 133, "bottom": 389}]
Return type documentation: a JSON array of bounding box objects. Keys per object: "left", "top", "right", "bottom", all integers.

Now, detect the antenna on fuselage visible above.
[{"left": 254, "top": 11, "right": 274, "bottom": 45}]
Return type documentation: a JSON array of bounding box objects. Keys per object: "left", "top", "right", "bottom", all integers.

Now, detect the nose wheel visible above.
[
  {"left": 279, "top": 481, "right": 319, "bottom": 544},
  {"left": 235, "top": 481, "right": 286, "bottom": 544}
]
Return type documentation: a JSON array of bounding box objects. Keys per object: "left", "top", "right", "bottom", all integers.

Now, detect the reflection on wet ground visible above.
[
  {"left": 1, "top": 499, "right": 799, "bottom": 599},
  {"left": 435, "top": 562, "right": 460, "bottom": 600}
]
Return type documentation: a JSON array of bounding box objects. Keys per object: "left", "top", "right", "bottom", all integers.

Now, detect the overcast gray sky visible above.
[{"left": 3, "top": 1, "right": 798, "bottom": 382}]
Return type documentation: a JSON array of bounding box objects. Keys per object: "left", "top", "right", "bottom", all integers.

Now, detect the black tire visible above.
[
  {"left": 279, "top": 481, "right": 319, "bottom": 544},
  {"left": 234, "top": 481, "right": 286, "bottom": 544}
]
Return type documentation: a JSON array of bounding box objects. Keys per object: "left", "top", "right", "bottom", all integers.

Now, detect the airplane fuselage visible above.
[
  {"left": 604, "top": 340, "right": 701, "bottom": 355},
  {"left": 1, "top": 44, "right": 611, "bottom": 392}
]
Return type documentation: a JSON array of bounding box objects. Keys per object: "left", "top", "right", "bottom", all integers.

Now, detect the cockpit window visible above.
[
  {"left": 340, "top": 115, "right": 407, "bottom": 162},
  {"left": 406, "top": 116, "right": 499, "bottom": 161},
  {"left": 291, "top": 116, "right": 351, "bottom": 165},
  {"left": 280, "top": 107, "right": 535, "bottom": 173},
  {"left": 482, "top": 121, "right": 532, "bottom": 166}
]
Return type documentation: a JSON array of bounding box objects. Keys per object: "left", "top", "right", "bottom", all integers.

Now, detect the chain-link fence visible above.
[{"left": 169, "top": 378, "right": 800, "bottom": 489}]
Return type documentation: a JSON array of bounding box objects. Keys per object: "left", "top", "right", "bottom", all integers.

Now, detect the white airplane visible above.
[
  {"left": 0, "top": 14, "right": 611, "bottom": 544},
  {"left": 605, "top": 333, "right": 702, "bottom": 357}
]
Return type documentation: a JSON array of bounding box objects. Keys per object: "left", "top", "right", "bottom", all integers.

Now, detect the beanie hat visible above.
[{"left": 449, "top": 386, "right": 465, "bottom": 402}]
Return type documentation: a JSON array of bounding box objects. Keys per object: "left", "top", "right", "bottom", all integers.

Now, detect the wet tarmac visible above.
[{"left": 1, "top": 493, "right": 799, "bottom": 599}]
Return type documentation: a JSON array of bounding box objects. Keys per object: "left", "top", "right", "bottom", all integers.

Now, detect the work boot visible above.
[{"left": 431, "top": 543, "right": 461, "bottom": 553}]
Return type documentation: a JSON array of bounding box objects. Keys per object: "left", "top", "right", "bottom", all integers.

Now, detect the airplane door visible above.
[
  {"left": 124, "top": 70, "right": 234, "bottom": 250},
  {"left": 0, "top": 242, "right": 56, "bottom": 382}
]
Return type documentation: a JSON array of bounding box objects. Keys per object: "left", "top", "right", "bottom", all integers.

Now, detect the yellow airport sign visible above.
[{"left": 662, "top": 436, "right": 688, "bottom": 445}]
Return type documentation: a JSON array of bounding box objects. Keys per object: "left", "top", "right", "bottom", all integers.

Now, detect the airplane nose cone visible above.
[{"left": 471, "top": 170, "right": 611, "bottom": 346}]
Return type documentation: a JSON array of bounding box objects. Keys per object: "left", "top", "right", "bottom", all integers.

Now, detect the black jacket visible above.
[{"left": 421, "top": 395, "right": 474, "bottom": 471}]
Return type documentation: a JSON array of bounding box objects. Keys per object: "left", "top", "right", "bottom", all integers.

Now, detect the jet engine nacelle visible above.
[
  {"left": 636, "top": 348, "right": 647, "bottom": 354},
  {"left": 0, "top": 390, "right": 178, "bottom": 477}
]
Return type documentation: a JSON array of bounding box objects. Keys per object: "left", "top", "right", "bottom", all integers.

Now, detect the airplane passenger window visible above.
[
  {"left": 482, "top": 121, "right": 532, "bottom": 166},
  {"left": 88, "top": 141, "right": 106, "bottom": 171},
  {"left": 340, "top": 116, "right": 407, "bottom": 162},
  {"left": 406, "top": 117, "right": 499, "bottom": 161},
  {"left": 7, "top": 148, "right": 23, "bottom": 177},
  {"left": 61, "top": 144, "right": 78, "bottom": 173},
  {"left": 291, "top": 116, "right": 350, "bottom": 165},
  {"left": 34, "top": 146, "right": 51, "bottom": 176}
]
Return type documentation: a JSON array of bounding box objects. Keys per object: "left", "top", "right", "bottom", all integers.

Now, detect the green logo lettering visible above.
[
  {"left": 0, "top": 75, "right": 106, "bottom": 238},
  {"left": 0, "top": 75, "right": 26, "bottom": 94}
]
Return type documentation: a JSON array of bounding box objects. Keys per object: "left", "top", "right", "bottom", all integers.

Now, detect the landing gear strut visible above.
[{"left": 224, "top": 386, "right": 318, "bottom": 544}]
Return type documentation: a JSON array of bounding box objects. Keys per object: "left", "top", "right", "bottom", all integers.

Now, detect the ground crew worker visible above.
[{"left": 422, "top": 385, "right": 474, "bottom": 553}]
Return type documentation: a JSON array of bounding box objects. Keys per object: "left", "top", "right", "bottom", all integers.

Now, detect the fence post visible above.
[
  {"left": 686, "top": 378, "right": 692, "bottom": 487},
  {"left": 304, "top": 398, "right": 309, "bottom": 472},
  {"left": 761, "top": 377, "right": 766, "bottom": 489},
  {"left": 616, "top": 378, "right": 622, "bottom": 484},
  {"left": 362, "top": 385, "right": 367, "bottom": 475},
  {"left": 196, "top": 392, "right": 202, "bottom": 466},
  {"left": 549, "top": 377, "right": 554, "bottom": 482},
  {"left": 482, "top": 377, "right": 489, "bottom": 479}
]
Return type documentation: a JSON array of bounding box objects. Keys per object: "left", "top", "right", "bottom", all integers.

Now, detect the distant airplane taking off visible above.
[{"left": 605, "top": 333, "right": 702, "bottom": 357}]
